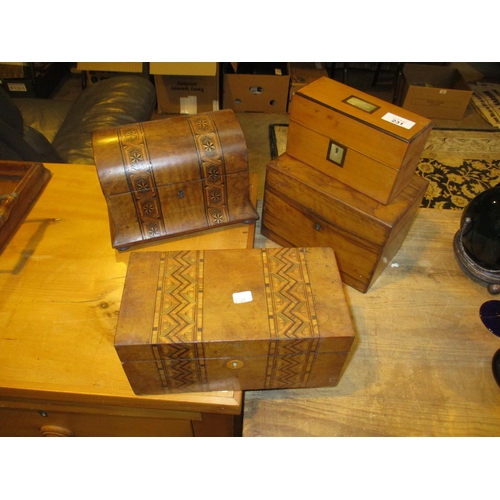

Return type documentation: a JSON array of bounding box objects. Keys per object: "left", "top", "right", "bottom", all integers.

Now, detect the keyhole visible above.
[{"left": 178, "top": 190, "right": 184, "bottom": 199}]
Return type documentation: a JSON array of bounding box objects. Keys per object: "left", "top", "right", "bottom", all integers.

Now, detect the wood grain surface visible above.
[
  {"left": 0, "top": 163, "right": 258, "bottom": 416},
  {"left": 288, "top": 77, "right": 432, "bottom": 204},
  {"left": 245, "top": 208, "right": 500, "bottom": 436},
  {"left": 116, "top": 247, "right": 355, "bottom": 394},
  {"left": 261, "top": 153, "right": 428, "bottom": 292},
  {"left": 92, "top": 110, "right": 258, "bottom": 249}
]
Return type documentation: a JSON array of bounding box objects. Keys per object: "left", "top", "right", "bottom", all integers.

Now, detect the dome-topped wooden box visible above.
[{"left": 92, "top": 110, "right": 258, "bottom": 250}]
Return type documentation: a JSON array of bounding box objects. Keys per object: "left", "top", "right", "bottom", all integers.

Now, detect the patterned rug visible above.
[{"left": 269, "top": 125, "right": 500, "bottom": 209}]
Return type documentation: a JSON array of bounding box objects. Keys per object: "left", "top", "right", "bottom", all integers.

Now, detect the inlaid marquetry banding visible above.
[
  {"left": 187, "top": 114, "right": 230, "bottom": 226},
  {"left": 153, "top": 250, "right": 204, "bottom": 345},
  {"left": 118, "top": 123, "right": 167, "bottom": 240},
  {"left": 262, "top": 248, "right": 321, "bottom": 388},
  {"left": 262, "top": 248, "right": 320, "bottom": 339},
  {"left": 150, "top": 250, "right": 208, "bottom": 392}
]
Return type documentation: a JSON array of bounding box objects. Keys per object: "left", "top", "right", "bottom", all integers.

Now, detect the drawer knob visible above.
[
  {"left": 40, "top": 425, "right": 75, "bottom": 437},
  {"left": 226, "top": 359, "right": 244, "bottom": 370}
]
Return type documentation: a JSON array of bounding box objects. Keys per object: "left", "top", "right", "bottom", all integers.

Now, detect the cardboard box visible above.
[
  {"left": 401, "top": 64, "right": 473, "bottom": 120},
  {"left": 151, "top": 62, "right": 219, "bottom": 115},
  {"left": 0, "top": 62, "right": 26, "bottom": 78},
  {"left": 288, "top": 62, "right": 328, "bottom": 105},
  {"left": 223, "top": 62, "right": 290, "bottom": 113},
  {"left": 77, "top": 62, "right": 146, "bottom": 87},
  {"left": 76, "top": 62, "right": 144, "bottom": 73}
]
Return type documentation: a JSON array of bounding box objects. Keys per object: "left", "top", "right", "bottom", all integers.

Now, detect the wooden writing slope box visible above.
[
  {"left": 261, "top": 153, "right": 429, "bottom": 293},
  {"left": 115, "top": 247, "right": 355, "bottom": 395},
  {"left": 92, "top": 109, "right": 258, "bottom": 250},
  {"left": 287, "top": 76, "right": 433, "bottom": 205}
]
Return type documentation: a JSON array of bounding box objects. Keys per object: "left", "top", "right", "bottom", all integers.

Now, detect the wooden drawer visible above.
[
  {"left": 0, "top": 407, "right": 193, "bottom": 437},
  {"left": 0, "top": 398, "right": 240, "bottom": 437}
]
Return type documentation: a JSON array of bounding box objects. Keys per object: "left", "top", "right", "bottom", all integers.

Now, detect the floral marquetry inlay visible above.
[
  {"left": 187, "top": 113, "right": 229, "bottom": 226},
  {"left": 118, "top": 123, "right": 167, "bottom": 240}
]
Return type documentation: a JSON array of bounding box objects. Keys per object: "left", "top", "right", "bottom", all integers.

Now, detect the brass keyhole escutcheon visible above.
[{"left": 226, "top": 359, "right": 244, "bottom": 370}]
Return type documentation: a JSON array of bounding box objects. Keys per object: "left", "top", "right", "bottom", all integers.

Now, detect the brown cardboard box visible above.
[
  {"left": 150, "top": 62, "right": 219, "bottom": 115},
  {"left": 401, "top": 64, "right": 473, "bottom": 120},
  {"left": 223, "top": 63, "right": 290, "bottom": 113},
  {"left": 288, "top": 62, "right": 328, "bottom": 106},
  {"left": 76, "top": 62, "right": 146, "bottom": 87},
  {"left": 76, "top": 62, "right": 144, "bottom": 73}
]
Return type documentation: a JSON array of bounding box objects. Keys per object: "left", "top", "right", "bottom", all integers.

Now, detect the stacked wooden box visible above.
[{"left": 261, "top": 76, "right": 433, "bottom": 293}]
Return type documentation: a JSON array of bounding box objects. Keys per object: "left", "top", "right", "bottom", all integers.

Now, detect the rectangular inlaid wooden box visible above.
[
  {"left": 287, "top": 76, "right": 433, "bottom": 204},
  {"left": 115, "top": 247, "right": 355, "bottom": 394},
  {"left": 261, "top": 153, "right": 429, "bottom": 293},
  {"left": 92, "top": 109, "right": 258, "bottom": 250}
]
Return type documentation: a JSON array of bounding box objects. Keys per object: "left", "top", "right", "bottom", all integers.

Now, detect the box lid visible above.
[
  {"left": 92, "top": 110, "right": 249, "bottom": 196},
  {"left": 76, "top": 62, "right": 144, "bottom": 73},
  {"left": 149, "top": 62, "right": 217, "bottom": 76},
  {"left": 115, "top": 247, "right": 355, "bottom": 360},
  {"left": 294, "top": 76, "right": 432, "bottom": 141}
]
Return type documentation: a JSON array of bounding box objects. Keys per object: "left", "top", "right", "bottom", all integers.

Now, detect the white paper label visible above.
[
  {"left": 180, "top": 95, "right": 197, "bottom": 114},
  {"left": 7, "top": 82, "right": 27, "bottom": 92},
  {"left": 232, "top": 291, "right": 253, "bottom": 304},
  {"left": 381, "top": 112, "right": 415, "bottom": 130}
]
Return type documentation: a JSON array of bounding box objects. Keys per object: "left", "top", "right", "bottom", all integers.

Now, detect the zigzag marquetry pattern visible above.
[
  {"left": 118, "top": 123, "right": 167, "bottom": 241},
  {"left": 149, "top": 251, "right": 208, "bottom": 392},
  {"left": 187, "top": 114, "right": 230, "bottom": 226},
  {"left": 262, "top": 248, "right": 321, "bottom": 388},
  {"left": 154, "top": 250, "right": 204, "bottom": 344},
  {"left": 262, "top": 248, "right": 319, "bottom": 339},
  {"left": 152, "top": 345, "right": 208, "bottom": 393},
  {"left": 145, "top": 248, "right": 323, "bottom": 392}
]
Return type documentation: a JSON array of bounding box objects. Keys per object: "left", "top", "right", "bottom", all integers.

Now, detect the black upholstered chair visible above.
[{"left": 0, "top": 75, "right": 156, "bottom": 165}]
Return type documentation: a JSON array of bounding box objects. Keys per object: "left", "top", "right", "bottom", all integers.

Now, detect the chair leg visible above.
[
  {"left": 392, "top": 63, "right": 405, "bottom": 104},
  {"left": 372, "top": 63, "right": 383, "bottom": 86}
]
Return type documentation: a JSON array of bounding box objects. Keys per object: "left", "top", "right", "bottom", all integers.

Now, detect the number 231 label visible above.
[{"left": 382, "top": 112, "right": 415, "bottom": 130}]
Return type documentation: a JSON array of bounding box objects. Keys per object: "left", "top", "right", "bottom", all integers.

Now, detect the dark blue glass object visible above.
[
  {"left": 479, "top": 300, "right": 500, "bottom": 337},
  {"left": 479, "top": 300, "right": 500, "bottom": 388},
  {"left": 461, "top": 184, "right": 500, "bottom": 271},
  {"left": 493, "top": 349, "right": 500, "bottom": 388}
]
